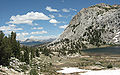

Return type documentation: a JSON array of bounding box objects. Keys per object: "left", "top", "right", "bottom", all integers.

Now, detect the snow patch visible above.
[
  {"left": 80, "top": 69, "right": 120, "bottom": 75},
  {"left": 57, "top": 67, "right": 90, "bottom": 74},
  {"left": 57, "top": 67, "right": 120, "bottom": 75}
]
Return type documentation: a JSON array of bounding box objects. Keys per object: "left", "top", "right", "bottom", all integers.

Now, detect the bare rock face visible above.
[
  {"left": 0, "top": 65, "right": 24, "bottom": 75},
  {"left": 48, "top": 3, "right": 120, "bottom": 50}
]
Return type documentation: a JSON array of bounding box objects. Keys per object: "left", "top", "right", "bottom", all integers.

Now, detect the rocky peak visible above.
[
  {"left": 112, "top": 4, "right": 120, "bottom": 8},
  {"left": 48, "top": 3, "right": 120, "bottom": 50},
  {"left": 94, "top": 3, "right": 111, "bottom": 8}
]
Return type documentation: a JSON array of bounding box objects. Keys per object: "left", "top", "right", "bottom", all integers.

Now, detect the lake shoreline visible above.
[{"left": 82, "top": 45, "right": 120, "bottom": 51}]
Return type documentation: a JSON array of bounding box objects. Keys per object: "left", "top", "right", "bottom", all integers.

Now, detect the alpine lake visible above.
[{"left": 82, "top": 46, "right": 120, "bottom": 56}]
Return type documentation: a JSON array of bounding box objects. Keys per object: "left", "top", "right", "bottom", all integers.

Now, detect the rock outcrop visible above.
[{"left": 48, "top": 3, "right": 120, "bottom": 50}]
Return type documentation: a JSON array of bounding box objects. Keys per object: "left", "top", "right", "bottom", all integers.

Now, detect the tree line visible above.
[{"left": 0, "top": 31, "right": 39, "bottom": 66}]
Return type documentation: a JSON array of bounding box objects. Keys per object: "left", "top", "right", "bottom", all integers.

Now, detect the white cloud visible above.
[
  {"left": 9, "top": 24, "right": 16, "bottom": 27},
  {"left": 16, "top": 32, "right": 59, "bottom": 41},
  {"left": 32, "top": 27, "right": 43, "bottom": 30},
  {"left": 58, "top": 14, "right": 63, "bottom": 17},
  {"left": 22, "top": 33, "right": 29, "bottom": 36},
  {"left": 62, "top": 8, "right": 70, "bottom": 12},
  {"left": 17, "top": 30, "right": 48, "bottom": 41},
  {"left": 17, "top": 32, "right": 29, "bottom": 36},
  {"left": 8, "top": 20, "right": 33, "bottom": 25},
  {"left": 49, "top": 14, "right": 55, "bottom": 18},
  {"left": 31, "top": 30, "right": 47, "bottom": 35},
  {"left": 4, "top": 31, "right": 12, "bottom": 34},
  {"left": 29, "top": 35, "right": 58, "bottom": 40},
  {"left": 70, "top": 8, "right": 77, "bottom": 11},
  {"left": 49, "top": 19, "right": 59, "bottom": 23},
  {"left": 46, "top": 6, "right": 58, "bottom": 12},
  {"left": 17, "top": 32, "right": 29, "bottom": 41},
  {"left": 0, "top": 25, "right": 23, "bottom": 31},
  {"left": 59, "top": 25, "right": 68, "bottom": 29},
  {"left": 62, "top": 8, "right": 77, "bottom": 13},
  {"left": 0, "top": 25, "right": 23, "bottom": 35},
  {"left": 7, "top": 11, "right": 50, "bottom": 25}
]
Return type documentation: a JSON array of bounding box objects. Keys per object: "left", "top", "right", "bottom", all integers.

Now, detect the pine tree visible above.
[
  {"left": 36, "top": 49, "right": 39, "bottom": 57},
  {"left": 0, "top": 33, "right": 12, "bottom": 66},
  {"left": 10, "top": 31, "right": 20, "bottom": 59},
  {"left": 24, "top": 46, "right": 30, "bottom": 64},
  {"left": 30, "top": 47, "right": 35, "bottom": 60}
]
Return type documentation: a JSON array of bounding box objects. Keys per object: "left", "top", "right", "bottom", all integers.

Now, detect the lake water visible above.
[{"left": 82, "top": 46, "right": 120, "bottom": 56}]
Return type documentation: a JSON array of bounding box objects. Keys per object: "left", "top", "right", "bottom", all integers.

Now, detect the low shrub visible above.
[
  {"left": 30, "top": 69, "right": 38, "bottom": 75},
  {"left": 107, "top": 64, "right": 113, "bottom": 69}
]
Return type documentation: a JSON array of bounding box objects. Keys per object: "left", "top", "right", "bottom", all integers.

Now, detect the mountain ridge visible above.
[
  {"left": 20, "top": 38, "right": 56, "bottom": 46},
  {"left": 48, "top": 3, "right": 120, "bottom": 50}
]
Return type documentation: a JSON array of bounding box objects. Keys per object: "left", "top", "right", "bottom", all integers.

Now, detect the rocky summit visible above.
[{"left": 48, "top": 3, "right": 120, "bottom": 50}]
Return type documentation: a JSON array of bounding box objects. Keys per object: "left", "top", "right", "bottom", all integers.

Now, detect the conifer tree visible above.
[
  {"left": 24, "top": 46, "right": 30, "bottom": 64},
  {"left": 36, "top": 49, "right": 39, "bottom": 57},
  {"left": 10, "top": 31, "right": 20, "bottom": 59}
]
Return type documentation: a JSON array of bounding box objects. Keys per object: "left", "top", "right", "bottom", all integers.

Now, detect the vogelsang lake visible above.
[{"left": 82, "top": 46, "right": 120, "bottom": 56}]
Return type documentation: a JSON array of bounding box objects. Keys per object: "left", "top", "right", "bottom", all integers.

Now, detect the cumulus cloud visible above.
[
  {"left": 59, "top": 25, "right": 68, "bottom": 29},
  {"left": 17, "top": 32, "right": 29, "bottom": 41},
  {"left": 62, "top": 8, "right": 77, "bottom": 13},
  {"left": 0, "top": 25, "right": 22, "bottom": 31},
  {"left": 21, "top": 33, "right": 29, "bottom": 36},
  {"left": 46, "top": 6, "right": 58, "bottom": 12},
  {"left": 49, "top": 14, "right": 55, "bottom": 18},
  {"left": 31, "top": 30, "right": 47, "bottom": 35},
  {"left": 32, "top": 27, "right": 43, "bottom": 30},
  {"left": 0, "top": 25, "right": 23, "bottom": 34},
  {"left": 62, "top": 8, "right": 70, "bottom": 12},
  {"left": 7, "top": 12, "right": 50, "bottom": 25},
  {"left": 17, "top": 32, "right": 29, "bottom": 36},
  {"left": 49, "top": 19, "right": 59, "bottom": 23}
]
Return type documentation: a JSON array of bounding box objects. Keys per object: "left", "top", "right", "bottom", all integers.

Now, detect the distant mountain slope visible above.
[
  {"left": 20, "top": 38, "right": 56, "bottom": 46},
  {"left": 48, "top": 3, "right": 120, "bottom": 50}
]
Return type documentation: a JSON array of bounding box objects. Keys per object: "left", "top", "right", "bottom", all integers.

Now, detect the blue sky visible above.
[{"left": 0, "top": 0, "right": 120, "bottom": 41}]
